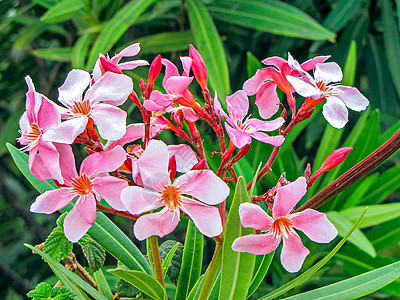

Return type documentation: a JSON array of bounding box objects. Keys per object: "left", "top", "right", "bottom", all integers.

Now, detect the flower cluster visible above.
[{"left": 18, "top": 43, "right": 368, "bottom": 271}]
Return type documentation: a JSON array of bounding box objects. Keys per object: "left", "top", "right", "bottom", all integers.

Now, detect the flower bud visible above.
[
  {"left": 189, "top": 44, "right": 208, "bottom": 90},
  {"left": 148, "top": 54, "right": 162, "bottom": 84},
  {"left": 99, "top": 55, "right": 123, "bottom": 75}
]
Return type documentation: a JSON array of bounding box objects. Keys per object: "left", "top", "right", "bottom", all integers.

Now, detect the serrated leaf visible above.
[
  {"left": 27, "top": 282, "right": 51, "bottom": 299},
  {"left": 81, "top": 238, "right": 106, "bottom": 273},
  {"left": 159, "top": 240, "right": 183, "bottom": 283},
  {"left": 41, "top": 0, "right": 84, "bottom": 23},
  {"left": 56, "top": 212, "right": 68, "bottom": 228},
  {"left": 115, "top": 277, "right": 140, "bottom": 297},
  {"left": 51, "top": 286, "right": 75, "bottom": 300},
  {"left": 43, "top": 227, "right": 73, "bottom": 261}
]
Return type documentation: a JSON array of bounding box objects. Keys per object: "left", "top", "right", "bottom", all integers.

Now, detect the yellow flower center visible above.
[
  {"left": 71, "top": 99, "right": 91, "bottom": 116},
  {"left": 70, "top": 174, "right": 93, "bottom": 196},
  {"left": 25, "top": 122, "right": 42, "bottom": 149},
  {"left": 271, "top": 217, "right": 294, "bottom": 239},
  {"left": 162, "top": 186, "right": 182, "bottom": 211}
]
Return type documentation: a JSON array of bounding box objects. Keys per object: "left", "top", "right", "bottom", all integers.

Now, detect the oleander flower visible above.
[{"left": 232, "top": 177, "right": 337, "bottom": 272}]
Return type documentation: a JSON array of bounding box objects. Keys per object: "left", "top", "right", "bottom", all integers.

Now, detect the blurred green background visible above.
[{"left": 2, "top": 0, "right": 400, "bottom": 298}]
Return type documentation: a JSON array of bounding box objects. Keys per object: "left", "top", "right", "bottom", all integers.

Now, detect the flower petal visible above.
[
  {"left": 226, "top": 90, "right": 249, "bottom": 120},
  {"left": 273, "top": 177, "right": 307, "bottom": 218},
  {"left": 58, "top": 70, "right": 90, "bottom": 107},
  {"left": 121, "top": 186, "right": 163, "bottom": 215},
  {"left": 281, "top": 231, "right": 310, "bottom": 273},
  {"left": 104, "top": 123, "right": 144, "bottom": 151},
  {"left": 255, "top": 81, "right": 280, "bottom": 119},
  {"left": 165, "top": 76, "right": 193, "bottom": 96},
  {"left": 38, "top": 140, "right": 63, "bottom": 183},
  {"left": 118, "top": 60, "right": 149, "bottom": 70},
  {"left": 134, "top": 208, "right": 180, "bottom": 240},
  {"left": 232, "top": 233, "right": 281, "bottom": 255},
  {"left": 291, "top": 209, "right": 338, "bottom": 243},
  {"left": 167, "top": 144, "right": 198, "bottom": 173},
  {"left": 37, "top": 97, "right": 60, "bottom": 130},
  {"left": 90, "top": 103, "right": 127, "bottom": 141},
  {"left": 250, "top": 132, "right": 285, "bottom": 147},
  {"left": 29, "top": 147, "right": 52, "bottom": 182},
  {"left": 174, "top": 170, "right": 229, "bottom": 205},
  {"left": 30, "top": 188, "right": 76, "bottom": 214},
  {"left": 243, "top": 68, "right": 275, "bottom": 95},
  {"left": 144, "top": 90, "right": 174, "bottom": 111},
  {"left": 93, "top": 176, "right": 129, "bottom": 211},
  {"left": 80, "top": 145, "right": 126, "bottom": 177},
  {"left": 113, "top": 43, "right": 141, "bottom": 63},
  {"left": 64, "top": 195, "right": 97, "bottom": 242},
  {"left": 314, "top": 62, "right": 343, "bottom": 84},
  {"left": 213, "top": 92, "right": 229, "bottom": 119},
  {"left": 225, "top": 123, "right": 252, "bottom": 149},
  {"left": 42, "top": 117, "right": 88, "bottom": 144},
  {"left": 300, "top": 55, "right": 330, "bottom": 71},
  {"left": 238, "top": 202, "right": 273, "bottom": 231},
  {"left": 262, "top": 56, "right": 288, "bottom": 70},
  {"left": 322, "top": 96, "right": 349, "bottom": 129},
  {"left": 180, "top": 197, "right": 222, "bottom": 237},
  {"left": 161, "top": 58, "right": 180, "bottom": 86},
  {"left": 247, "top": 117, "right": 285, "bottom": 132},
  {"left": 56, "top": 143, "right": 77, "bottom": 184},
  {"left": 333, "top": 86, "right": 369, "bottom": 112},
  {"left": 286, "top": 76, "right": 322, "bottom": 98}
]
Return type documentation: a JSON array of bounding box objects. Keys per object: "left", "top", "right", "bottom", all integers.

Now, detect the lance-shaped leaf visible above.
[
  {"left": 247, "top": 252, "right": 275, "bottom": 298},
  {"left": 33, "top": 48, "right": 72, "bottom": 62},
  {"left": 41, "top": 0, "right": 85, "bottom": 23}
]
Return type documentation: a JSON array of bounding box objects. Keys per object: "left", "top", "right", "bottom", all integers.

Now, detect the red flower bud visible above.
[
  {"left": 189, "top": 44, "right": 208, "bottom": 90},
  {"left": 99, "top": 56, "right": 123, "bottom": 75},
  {"left": 148, "top": 54, "right": 162, "bottom": 84}
]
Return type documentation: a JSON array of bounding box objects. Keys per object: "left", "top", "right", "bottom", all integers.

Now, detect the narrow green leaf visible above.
[
  {"left": 72, "top": 33, "right": 93, "bottom": 70},
  {"left": 247, "top": 51, "right": 263, "bottom": 78},
  {"left": 249, "top": 162, "right": 262, "bottom": 197},
  {"left": 342, "top": 40, "right": 357, "bottom": 86},
  {"left": 107, "top": 269, "right": 165, "bottom": 300},
  {"left": 327, "top": 212, "right": 376, "bottom": 257},
  {"left": 247, "top": 251, "right": 275, "bottom": 298},
  {"left": 32, "top": 47, "right": 72, "bottom": 62},
  {"left": 50, "top": 266, "right": 89, "bottom": 300},
  {"left": 341, "top": 204, "right": 400, "bottom": 228},
  {"left": 86, "top": 0, "right": 156, "bottom": 69},
  {"left": 367, "top": 217, "right": 400, "bottom": 251},
  {"left": 208, "top": 0, "right": 335, "bottom": 41},
  {"left": 94, "top": 269, "right": 114, "bottom": 300},
  {"left": 43, "top": 227, "right": 73, "bottom": 261},
  {"left": 259, "top": 208, "right": 368, "bottom": 300},
  {"left": 41, "top": 0, "right": 85, "bottom": 23},
  {"left": 175, "top": 220, "right": 203, "bottom": 300},
  {"left": 162, "top": 242, "right": 180, "bottom": 278},
  {"left": 283, "top": 261, "right": 400, "bottom": 299},
  {"left": 26, "top": 244, "right": 107, "bottom": 300},
  {"left": 186, "top": 274, "right": 204, "bottom": 300},
  {"left": 344, "top": 173, "right": 378, "bottom": 208},
  {"left": 186, "top": 0, "right": 231, "bottom": 100},
  {"left": 159, "top": 240, "right": 183, "bottom": 285},
  {"left": 219, "top": 176, "right": 255, "bottom": 300}
]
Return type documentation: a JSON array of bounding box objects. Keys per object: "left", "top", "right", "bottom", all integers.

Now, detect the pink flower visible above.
[
  {"left": 286, "top": 62, "right": 369, "bottom": 128},
  {"left": 18, "top": 76, "right": 71, "bottom": 184},
  {"left": 189, "top": 44, "right": 208, "bottom": 90},
  {"left": 92, "top": 43, "right": 148, "bottom": 82},
  {"left": 30, "top": 146, "right": 128, "bottom": 242},
  {"left": 232, "top": 177, "right": 337, "bottom": 273},
  {"left": 243, "top": 54, "right": 330, "bottom": 118},
  {"left": 214, "top": 90, "right": 285, "bottom": 149},
  {"left": 121, "top": 140, "right": 229, "bottom": 240},
  {"left": 43, "top": 70, "right": 133, "bottom": 144}
]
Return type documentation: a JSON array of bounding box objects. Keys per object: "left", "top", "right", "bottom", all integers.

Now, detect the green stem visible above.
[
  {"left": 148, "top": 236, "right": 166, "bottom": 291},
  {"left": 198, "top": 241, "right": 223, "bottom": 300}
]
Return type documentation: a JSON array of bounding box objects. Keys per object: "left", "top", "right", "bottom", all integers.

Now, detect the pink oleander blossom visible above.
[
  {"left": 121, "top": 140, "right": 229, "bottom": 240},
  {"left": 18, "top": 76, "right": 72, "bottom": 184},
  {"left": 30, "top": 146, "right": 128, "bottom": 242},
  {"left": 232, "top": 177, "right": 337, "bottom": 273},
  {"left": 214, "top": 90, "right": 285, "bottom": 149},
  {"left": 43, "top": 70, "right": 133, "bottom": 144},
  {"left": 286, "top": 62, "right": 369, "bottom": 129}
]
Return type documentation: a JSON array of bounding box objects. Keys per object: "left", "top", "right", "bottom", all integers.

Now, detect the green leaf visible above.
[
  {"left": 72, "top": 33, "right": 93, "bottom": 70},
  {"left": 86, "top": 0, "right": 156, "bottom": 69},
  {"left": 107, "top": 269, "right": 166, "bottom": 300},
  {"left": 246, "top": 51, "right": 263, "bottom": 78},
  {"left": 26, "top": 244, "right": 107, "bottom": 300},
  {"left": 283, "top": 260, "right": 400, "bottom": 299},
  {"left": 340, "top": 204, "right": 400, "bottom": 228},
  {"left": 185, "top": 274, "right": 204, "bottom": 300},
  {"left": 342, "top": 40, "right": 357, "bottom": 86},
  {"left": 175, "top": 220, "right": 203, "bottom": 300},
  {"left": 43, "top": 227, "right": 73, "bottom": 261},
  {"left": 161, "top": 242, "right": 180, "bottom": 278},
  {"left": 249, "top": 162, "right": 262, "bottom": 197},
  {"left": 259, "top": 208, "right": 368, "bottom": 300},
  {"left": 27, "top": 282, "right": 51, "bottom": 299},
  {"left": 208, "top": 0, "right": 335, "bottom": 41},
  {"left": 219, "top": 176, "right": 255, "bottom": 300},
  {"left": 51, "top": 286, "right": 75, "bottom": 299},
  {"left": 81, "top": 237, "right": 106, "bottom": 273},
  {"left": 93, "top": 269, "right": 113, "bottom": 300},
  {"left": 247, "top": 252, "right": 275, "bottom": 298},
  {"left": 56, "top": 212, "right": 68, "bottom": 228},
  {"left": 41, "top": 0, "right": 85, "bottom": 23},
  {"left": 0, "top": 108, "right": 24, "bottom": 156},
  {"left": 32, "top": 48, "right": 72, "bottom": 62},
  {"left": 49, "top": 266, "right": 88, "bottom": 300},
  {"left": 160, "top": 241, "right": 183, "bottom": 285},
  {"left": 327, "top": 212, "right": 376, "bottom": 257},
  {"left": 367, "top": 217, "right": 400, "bottom": 251},
  {"left": 186, "top": 0, "right": 231, "bottom": 100}
]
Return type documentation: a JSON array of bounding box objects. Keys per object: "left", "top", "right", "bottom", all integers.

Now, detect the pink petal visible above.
[
  {"left": 118, "top": 60, "right": 149, "bottom": 70},
  {"left": 181, "top": 107, "right": 199, "bottom": 122},
  {"left": 243, "top": 68, "right": 272, "bottom": 96},
  {"left": 213, "top": 92, "right": 229, "bottom": 119},
  {"left": 58, "top": 70, "right": 90, "bottom": 107},
  {"left": 286, "top": 76, "right": 321, "bottom": 98},
  {"left": 30, "top": 188, "right": 76, "bottom": 214},
  {"left": 25, "top": 76, "right": 38, "bottom": 123},
  {"left": 180, "top": 197, "right": 222, "bottom": 237},
  {"left": 133, "top": 208, "right": 180, "bottom": 240},
  {"left": 38, "top": 140, "right": 63, "bottom": 183},
  {"left": 85, "top": 72, "right": 132, "bottom": 105},
  {"left": 322, "top": 96, "right": 348, "bottom": 129},
  {"left": 238, "top": 202, "right": 273, "bottom": 231},
  {"left": 180, "top": 56, "right": 193, "bottom": 76},
  {"left": 37, "top": 97, "right": 60, "bottom": 130},
  {"left": 29, "top": 147, "right": 52, "bottom": 182},
  {"left": 225, "top": 123, "right": 252, "bottom": 149},
  {"left": 136, "top": 140, "right": 170, "bottom": 191},
  {"left": 165, "top": 76, "right": 193, "bottom": 96},
  {"left": 144, "top": 90, "right": 174, "bottom": 111},
  {"left": 167, "top": 144, "right": 198, "bottom": 173},
  {"left": 42, "top": 117, "right": 88, "bottom": 144},
  {"left": 333, "top": 86, "right": 369, "bottom": 112},
  {"left": 232, "top": 233, "right": 281, "bottom": 255},
  {"left": 314, "top": 62, "right": 343, "bottom": 84},
  {"left": 19, "top": 112, "right": 29, "bottom": 132},
  {"left": 55, "top": 143, "right": 77, "bottom": 184},
  {"left": 90, "top": 103, "right": 127, "bottom": 141},
  {"left": 93, "top": 176, "right": 129, "bottom": 211},
  {"left": 281, "top": 231, "right": 310, "bottom": 272},
  {"left": 161, "top": 59, "right": 180, "bottom": 87},
  {"left": 247, "top": 117, "right": 285, "bottom": 132},
  {"left": 64, "top": 195, "right": 97, "bottom": 243},
  {"left": 113, "top": 43, "right": 141, "bottom": 62},
  {"left": 226, "top": 90, "right": 249, "bottom": 120},
  {"left": 262, "top": 56, "right": 288, "bottom": 70},
  {"left": 121, "top": 186, "right": 163, "bottom": 215},
  {"left": 273, "top": 177, "right": 307, "bottom": 218},
  {"left": 92, "top": 55, "right": 103, "bottom": 82},
  {"left": 80, "top": 145, "right": 126, "bottom": 177},
  {"left": 250, "top": 132, "right": 285, "bottom": 147},
  {"left": 104, "top": 123, "right": 144, "bottom": 150},
  {"left": 255, "top": 81, "right": 280, "bottom": 119},
  {"left": 292, "top": 209, "right": 338, "bottom": 243},
  {"left": 173, "top": 170, "right": 229, "bottom": 205},
  {"left": 300, "top": 55, "right": 331, "bottom": 71}
]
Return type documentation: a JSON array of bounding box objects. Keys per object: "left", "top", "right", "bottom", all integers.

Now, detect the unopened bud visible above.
[
  {"left": 140, "top": 79, "right": 147, "bottom": 99},
  {"left": 169, "top": 155, "right": 177, "bottom": 180},
  {"left": 99, "top": 55, "right": 123, "bottom": 75},
  {"left": 148, "top": 54, "right": 162, "bottom": 84},
  {"left": 305, "top": 163, "right": 311, "bottom": 180},
  {"left": 189, "top": 44, "right": 208, "bottom": 90},
  {"left": 192, "top": 159, "right": 207, "bottom": 170}
]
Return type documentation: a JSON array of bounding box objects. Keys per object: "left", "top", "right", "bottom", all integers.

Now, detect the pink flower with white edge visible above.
[
  {"left": 121, "top": 140, "right": 229, "bottom": 240},
  {"left": 243, "top": 53, "right": 330, "bottom": 118},
  {"left": 18, "top": 76, "right": 72, "bottom": 184},
  {"left": 286, "top": 62, "right": 369, "bottom": 129},
  {"left": 214, "top": 90, "right": 285, "bottom": 149},
  {"left": 30, "top": 146, "right": 128, "bottom": 242},
  {"left": 92, "top": 43, "right": 148, "bottom": 82},
  {"left": 232, "top": 177, "right": 337, "bottom": 273},
  {"left": 43, "top": 70, "right": 133, "bottom": 144}
]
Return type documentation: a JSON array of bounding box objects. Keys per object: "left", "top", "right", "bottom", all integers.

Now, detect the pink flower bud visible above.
[
  {"left": 99, "top": 56, "right": 123, "bottom": 75},
  {"left": 189, "top": 44, "right": 208, "bottom": 90},
  {"left": 148, "top": 54, "right": 162, "bottom": 84}
]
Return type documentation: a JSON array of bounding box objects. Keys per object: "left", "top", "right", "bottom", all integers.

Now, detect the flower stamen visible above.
[
  {"left": 271, "top": 217, "right": 294, "bottom": 239},
  {"left": 70, "top": 174, "right": 93, "bottom": 196},
  {"left": 162, "top": 186, "right": 182, "bottom": 211}
]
